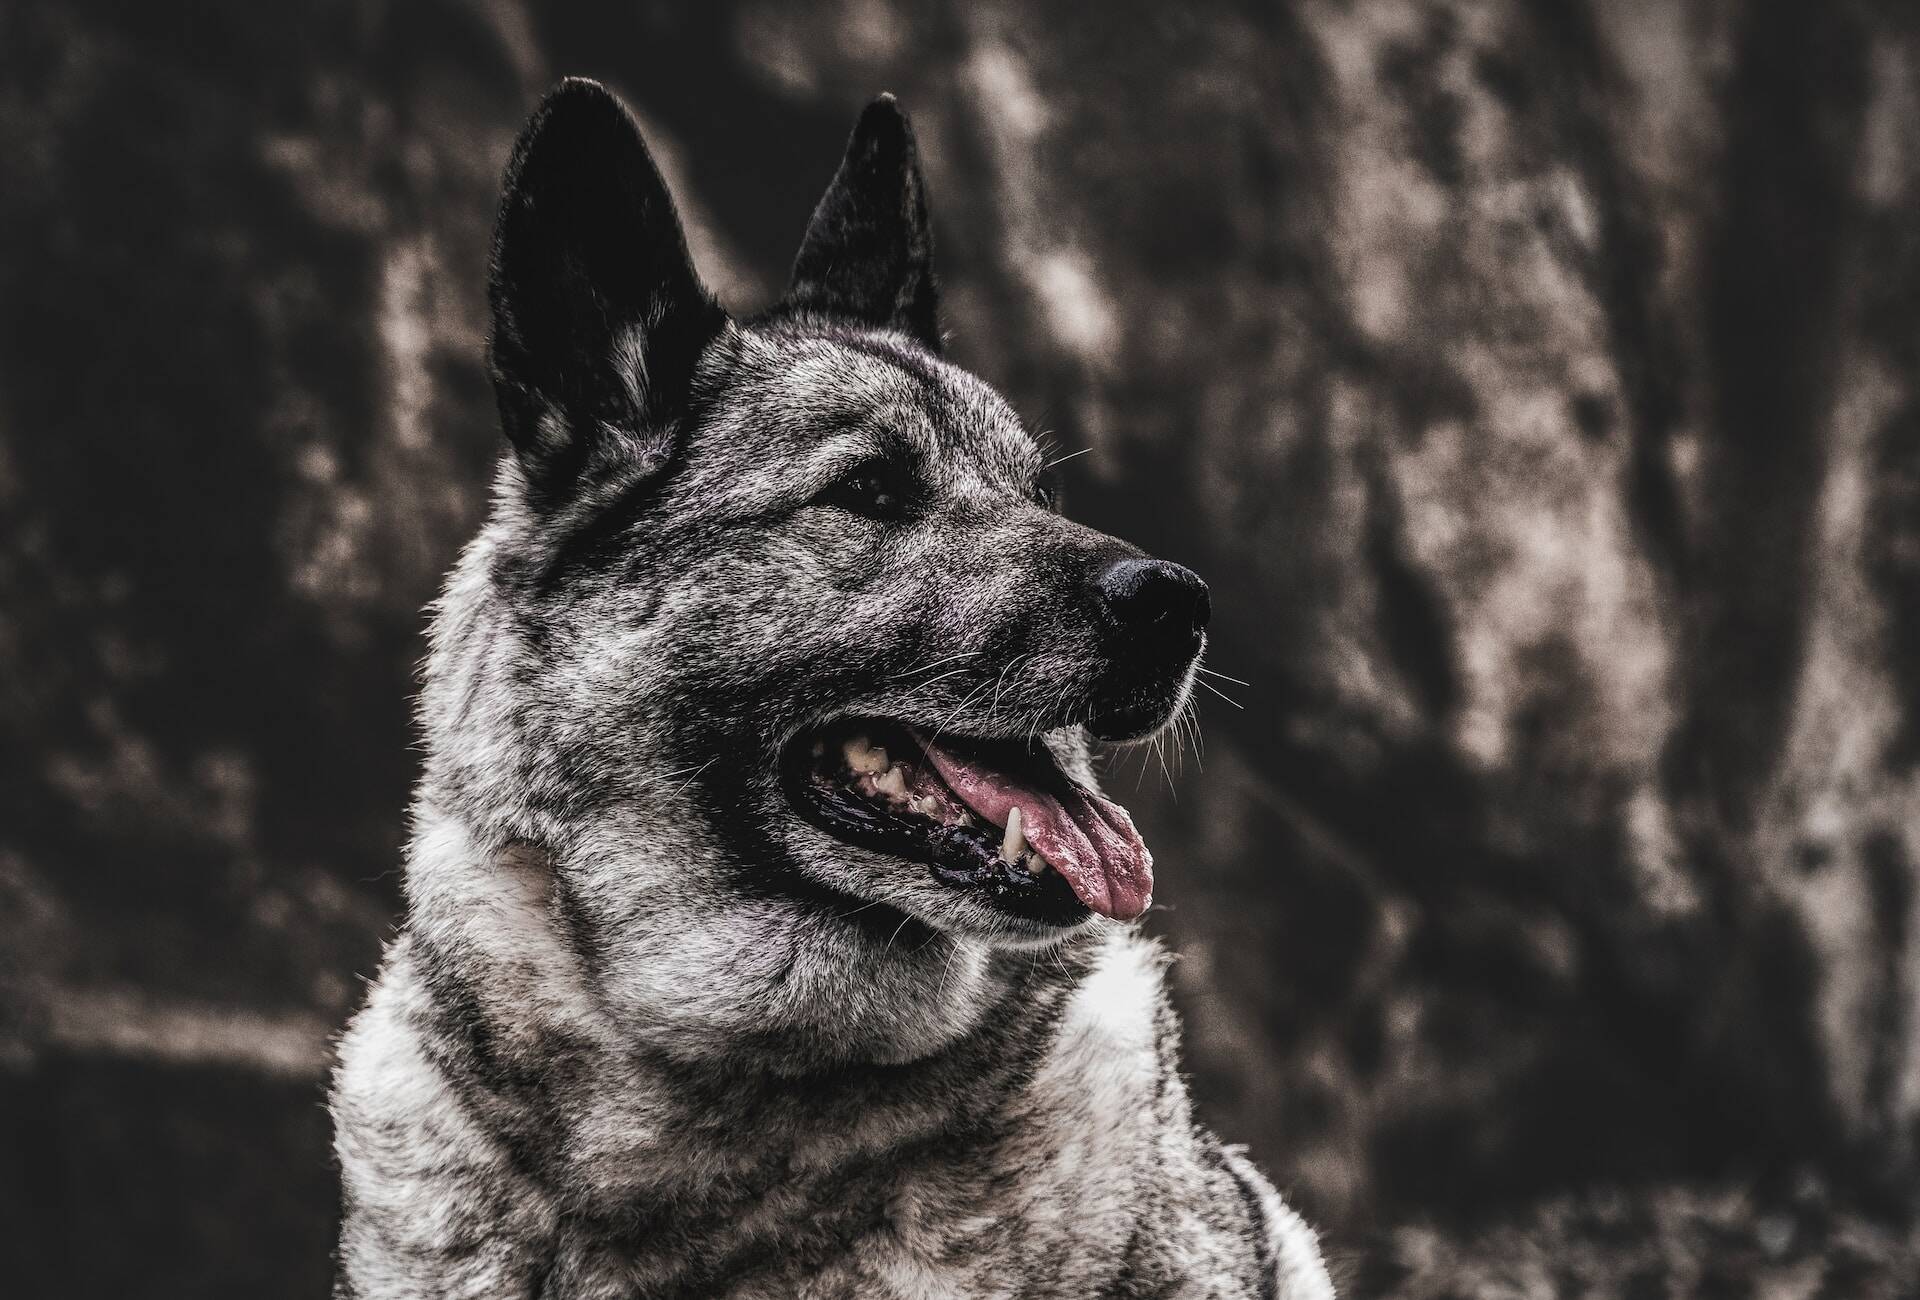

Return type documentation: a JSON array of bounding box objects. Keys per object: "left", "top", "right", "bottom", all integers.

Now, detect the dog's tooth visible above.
[
  {"left": 844, "top": 737, "right": 889, "bottom": 776},
  {"left": 875, "top": 766, "right": 907, "bottom": 798},
  {"left": 1001, "top": 806, "right": 1027, "bottom": 863},
  {"left": 910, "top": 794, "right": 941, "bottom": 817}
]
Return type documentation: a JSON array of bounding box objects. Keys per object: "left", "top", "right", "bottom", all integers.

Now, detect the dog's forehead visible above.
[{"left": 726, "top": 326, "right": 1038, "bottom": 476}]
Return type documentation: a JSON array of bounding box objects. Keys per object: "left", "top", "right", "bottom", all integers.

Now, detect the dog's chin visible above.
[{"left": 1082, "top": 660, "right": 1201, "bottom": 743}]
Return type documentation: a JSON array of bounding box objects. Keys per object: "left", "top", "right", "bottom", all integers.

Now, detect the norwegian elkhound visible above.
[{"left": 331, "top": 78, "right": 1334, "bottom": 1299}]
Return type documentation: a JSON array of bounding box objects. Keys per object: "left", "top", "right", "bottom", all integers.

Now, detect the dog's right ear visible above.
[{"left": 488, "top": 79, "right": 727, "bottom": 499}]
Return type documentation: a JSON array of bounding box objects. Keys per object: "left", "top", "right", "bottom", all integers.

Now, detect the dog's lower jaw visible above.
[{"left": 332, "top": 817, "right": 1335, "bottom": 1299}]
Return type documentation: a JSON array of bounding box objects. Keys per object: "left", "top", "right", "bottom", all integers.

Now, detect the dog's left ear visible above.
[
  {"left": 773, "top": 94, "right": 940, "bottom": 352},
  {"left": 489, "top": 78, "right": 728, "bottom": 498}
]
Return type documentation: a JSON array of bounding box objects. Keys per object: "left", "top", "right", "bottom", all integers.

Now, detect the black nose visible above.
[{"left": 1096, "top": 558, "right": 1211, "bottom": 650}]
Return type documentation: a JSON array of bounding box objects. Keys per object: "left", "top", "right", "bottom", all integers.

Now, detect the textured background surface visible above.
[{"left": 4, "top": 1, "right": 1918, "bottom": 1294}]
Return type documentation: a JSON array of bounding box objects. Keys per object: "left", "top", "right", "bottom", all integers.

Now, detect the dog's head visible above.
[{"left": 428, "top": 80, "right": 1208, "bottom": 977}]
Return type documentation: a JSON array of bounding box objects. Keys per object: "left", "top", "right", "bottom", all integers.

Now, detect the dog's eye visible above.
[
  {"left": 815, "top": 458, "right": 915, "bottom": 521},
  {"left": 1034, "top": 473, "right": 1062, "bottom": 511}
]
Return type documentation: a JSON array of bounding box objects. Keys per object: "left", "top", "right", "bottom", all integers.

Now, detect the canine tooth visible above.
[
  {"left": 875, "top": 766, "right": 908, "bottom": 798},
  {"left": 910, "top": 794, "right": 941, "bottom": 817},
  {"left": 1001, "top": 806, "right": 1027, "bottom": 863}
]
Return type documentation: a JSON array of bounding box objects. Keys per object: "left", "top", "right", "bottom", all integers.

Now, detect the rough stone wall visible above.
[{"left": 2, "top": 1, "right": 1915, "bottom": 1293}]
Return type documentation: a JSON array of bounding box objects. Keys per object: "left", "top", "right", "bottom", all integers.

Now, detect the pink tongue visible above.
[{"left": 915, "top": 735, "right": 1154, "bottom": 921}]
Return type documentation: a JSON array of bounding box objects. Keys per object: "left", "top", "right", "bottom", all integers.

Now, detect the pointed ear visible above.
[
  {"left": 774, "top": 94, "right": 940, "bottom": 351},
  {"left": 488, "top": 78, "right": 727, "bottom": 496}
]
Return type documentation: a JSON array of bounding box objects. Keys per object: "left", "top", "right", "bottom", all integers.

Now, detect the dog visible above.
[{"left": 330, "top": 78, "right": 1334, "bottom": 1299}]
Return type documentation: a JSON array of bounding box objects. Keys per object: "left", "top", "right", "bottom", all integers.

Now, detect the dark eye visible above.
[
  {"left": 1034, "top": 471, "right": 1062, "bottom": 511},
  {"left": 815, "top": 457, "right": 915, "bottom": 521}
]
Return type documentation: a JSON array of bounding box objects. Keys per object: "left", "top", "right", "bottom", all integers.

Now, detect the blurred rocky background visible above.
[{"left": 3, "top": 0, "right": 1918, "bottom": 1295}]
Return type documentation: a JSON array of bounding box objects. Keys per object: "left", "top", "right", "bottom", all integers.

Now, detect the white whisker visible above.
[
  {"left": 634, "top": 761, "right": 708, "bottom": 794},
  {"left": 1196, "top": 679, "right": 1243, "bottom": 710},
  {"left": 990, "top": 653, "right": 1034, "bottom": 717},
  {"left": 931, "top": 677, "right": 997, "bottom": 739},
  {"left": 1152, "top": 728, "right": 1176, "bottom": 796},
  {"left": 897, "top": 666, "right": 973, "bottom": 700},
  {"left": 668, "top": 757, "right": 717, "bottom": 796},
  {"left": 1183, "top": 699, "right": 1206, "bottom": 769},
  {"left": 1196, "top": 666, "right": 1251, "bottom": 688},
  {"left": 892, "top": 649, "right": 983, "bottom": 679}
]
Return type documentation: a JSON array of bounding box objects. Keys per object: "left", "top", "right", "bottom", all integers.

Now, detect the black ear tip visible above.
[
  {"left": 505, "top": 77, "right": 649, "bottom": 201},
  {"left": 545, "top": 76, "right": 618, "bottom": 112},
  {"left": 529, "top": 77, "right": 629, "bottom": 129},
  {"left": 855, "top": 92, "right": 914, "bottom": 141}
]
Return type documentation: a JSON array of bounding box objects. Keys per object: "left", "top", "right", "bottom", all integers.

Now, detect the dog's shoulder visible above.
[{"left": 331, "top": 933, "right": 560, "bottom": 1298}]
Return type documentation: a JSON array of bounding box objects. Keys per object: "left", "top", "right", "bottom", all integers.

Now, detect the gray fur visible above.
[{"left": 331, "top": 81, "right": 1333, "bottom": 1299}]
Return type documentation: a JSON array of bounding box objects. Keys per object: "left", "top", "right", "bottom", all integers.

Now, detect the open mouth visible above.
[{"left": 781, "top": 719, "right": 1155, "bottom": 928}]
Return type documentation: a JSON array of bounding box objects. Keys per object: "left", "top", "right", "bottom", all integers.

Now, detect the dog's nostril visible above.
[{"left": 1096, "top": 558, "right": 1211, "bottom": 642}]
